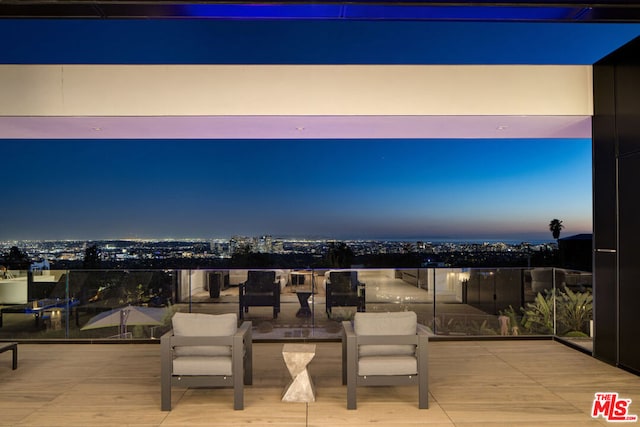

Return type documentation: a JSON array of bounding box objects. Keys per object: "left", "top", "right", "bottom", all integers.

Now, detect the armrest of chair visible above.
[
  {"left": 160, "top": 330, "right": 175, "bottom": 383},
  {"left": 161, "top": 329, "right": 174, "bottom": 354},
  {"left": 235, "top": 321, "right": 252, "bottom": 350},
  {"left": 417, "top": 324, "right": 433, "bottom": 337},
  {"left": 342, "top": 321, "right": 356, "bottom": 385},
  {"left": 235, "top": 321, "right": 253, "bottom": 384},
  {"left": 237, "top": 320, "right": 252, "bottom": 336}
]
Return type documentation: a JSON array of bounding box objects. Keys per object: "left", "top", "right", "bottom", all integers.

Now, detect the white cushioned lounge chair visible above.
[
  {"left": 161, "top": 312, "right": 252, "bottom": 410},
  {"left": 342, "top": 311, "right": 428, "bottom": 409}
]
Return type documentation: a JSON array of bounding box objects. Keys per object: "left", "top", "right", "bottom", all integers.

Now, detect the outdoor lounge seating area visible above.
[{"left": 0, "top": 339, "right": 637, "bottom": 425}]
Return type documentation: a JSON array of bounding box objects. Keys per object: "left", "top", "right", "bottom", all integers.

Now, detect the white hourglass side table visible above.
[{"left": 282, "top": 343, "right": 316, "bottom": 402}]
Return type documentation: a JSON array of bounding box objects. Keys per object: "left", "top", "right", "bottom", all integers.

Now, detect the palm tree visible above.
[{"left": 549, "top": 219, "right": 564, "bottom": 240}]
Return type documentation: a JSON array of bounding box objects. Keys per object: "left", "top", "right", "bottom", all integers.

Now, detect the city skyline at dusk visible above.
[{"left": 1, "top": 138, "right": 592, "bottom": 242}]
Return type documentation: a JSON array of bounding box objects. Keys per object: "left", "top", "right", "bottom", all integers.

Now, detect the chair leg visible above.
[
  {"left": 160, "top": 372, "right": 171, "bottom": 411},
  {"left": 234, "top": 373, "right": 244, "bottom": 410},
  {"left": 418, "top": 381, "right": 429, "bottom": 409},
  {"left": 160, "top": 336, "right": 172, "bottom": 411},
  {"left": 341, "top": 335, "right": 347, "bottom": 385},
  {"left": 346, "top": 339, "right": 357, "bottom": 409},
  {"left": 347, "top": 378, "right": 357, "bottom": 410},
  {"left": 244, "top": 355, "right": 253, "bottom": 386}
]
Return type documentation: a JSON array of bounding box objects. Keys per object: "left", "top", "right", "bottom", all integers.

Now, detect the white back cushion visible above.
[
  {"left": 172, "top": 312, "right": 238, "bottom": 357},
  {"left": 354, "top": 311, "right": 417, "bottom": 357},
  {"left": 172, "top": 312, "right": 237, "bottom": 336}
]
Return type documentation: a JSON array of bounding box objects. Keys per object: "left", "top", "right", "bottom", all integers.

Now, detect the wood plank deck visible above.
[{"left": 0, "top": 340, "right": 637, "bottom": 426}]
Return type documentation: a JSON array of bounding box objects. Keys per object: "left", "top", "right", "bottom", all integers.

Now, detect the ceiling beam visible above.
[{"left": 1, "top": 1, "right": 640, "bottom": 22}]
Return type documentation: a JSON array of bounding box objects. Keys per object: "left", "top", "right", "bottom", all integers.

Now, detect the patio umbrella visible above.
[{"left": 81, "top": 305, "right": 166, "bottom": 338}]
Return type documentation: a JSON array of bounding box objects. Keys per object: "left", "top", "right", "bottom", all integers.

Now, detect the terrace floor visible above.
[{"left": 0, "top": 340, "right": 637, "bottom": 426}]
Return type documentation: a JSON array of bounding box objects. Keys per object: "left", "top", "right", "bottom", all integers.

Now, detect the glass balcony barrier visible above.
[{"left": 0, "top": 267, "right": 592, "bottom": 351}]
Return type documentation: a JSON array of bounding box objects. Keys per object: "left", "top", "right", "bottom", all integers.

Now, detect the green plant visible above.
[
  {"left": 557, "top": 288, "right": 592, "bottom": 336},
  {"left": 479, "top": 320, "right": 498, "bottom": 335},
  {"left": 522, "top": 290, "right": 555, "bottom": 334},
  {"left": 520, "top": 288, "right": 593, "bottom": 337}
]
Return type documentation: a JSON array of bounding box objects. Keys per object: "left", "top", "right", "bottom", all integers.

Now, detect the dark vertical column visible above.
[
  {"left": 618, "top": 154, "right": 640, "bottom": 372},
  {"left": 593, "top": 36, "right": 640, "bottom": 372},
  {"left": 613, "top": 62, "right": 640, "bottom": 373},
  {"left": 592, "top": 62, "right": 618, "bottom": 365}
]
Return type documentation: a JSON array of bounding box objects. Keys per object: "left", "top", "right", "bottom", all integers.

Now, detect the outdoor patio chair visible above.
[
  {"left": 239, "top": 270, "right": 281, "bottom": 319},
  {"left": 326, "top": 271, "right": 366, "bottom": 316},
  {"left": 342, "top": 311, "right": 428, "bottom": 409},
  {"left": 161, "top": 312, "right": 252, "bottom": 411}
]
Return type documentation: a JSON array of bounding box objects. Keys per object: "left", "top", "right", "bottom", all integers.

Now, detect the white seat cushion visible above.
[
  {"left": 354, "top": 311, "right": 417, "bottom": 357},
  {"left": 172, "top": 312, "right": 238, "bottom": 357},
  {"left": 358, "top": 355, "right": 418, "bottom": 376},
  {"left": 173, "top": 356, "right": 233, "bottom": 376}
]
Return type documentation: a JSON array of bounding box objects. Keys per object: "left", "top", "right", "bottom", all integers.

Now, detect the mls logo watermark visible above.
[{"left": 592, "top": 392, "right": 638, "bottom": 422}]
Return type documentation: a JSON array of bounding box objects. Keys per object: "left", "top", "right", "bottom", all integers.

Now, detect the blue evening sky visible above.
[
  {"left": 4, "top": 18, "right": 633, "bottom": 243},
  {"left": 0, "top": 139, "right": 591, "bottom": 242}
]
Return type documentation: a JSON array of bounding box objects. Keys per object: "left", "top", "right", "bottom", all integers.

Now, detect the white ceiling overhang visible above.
[{"left": 0, "top": 64, "right": 592, "bottom": 139}]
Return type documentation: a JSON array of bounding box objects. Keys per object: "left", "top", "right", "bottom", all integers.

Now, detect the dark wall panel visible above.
[
  {"left": 616, "top": 64, "right": 640, "bottom": 155},
  {"left": 593, "top": 252, "right": 617, "bottom": 363},
  {"left": 593, "top": 35, "right": 640, "bottom": 368},
  {"left": 592, "top": 62, "right": 619, "bottom": 364},
  {"left": 618, "top": 154, "right": 640, "bottom": 372}
]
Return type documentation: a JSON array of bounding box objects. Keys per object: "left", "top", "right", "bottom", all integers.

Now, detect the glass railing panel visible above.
[
  {"left": 431, "top": 267, "right": 542, "bottom": 336},
  {"left": 69, "top": 269, "right": 176, "bottom": 339},
  {"left": 352, "top": 268, "right": 434, "bottom": 333},
  {"left": 0, "top": 266, "right": 593, "bottom": 345},
  {"left": 0, "top": 269, "right": 70, "bottom": 339},
  {"left": 551, "top": 267, "right": 593, "bottom": 352},
  {"left": 174, "top": 268, "right": 331, "bottom": 340},
  {"left": 433, "top": 268, "right": 498, "bottom": 335},
  {"left": 174, "top": 267, "right": 438, "bottom": 340}
]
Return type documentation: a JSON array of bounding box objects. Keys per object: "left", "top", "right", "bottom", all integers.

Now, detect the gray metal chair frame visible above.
[
  {"left": 160, "top": 321, "right": 253, "bottom": 411},
  {"left": 342, "top": 321, "right": 429, "bottom": 409}
]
